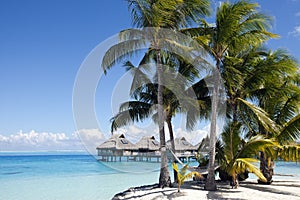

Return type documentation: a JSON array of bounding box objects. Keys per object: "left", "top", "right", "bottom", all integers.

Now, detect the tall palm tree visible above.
[
  {"left": 208, "top": 47, "right": 281, "bottom": 187},
  {"left": 217, "top": 43, "right": 300, "bottom": 184},
  {"left": 222, "top": 47, "right": 300, "bottom": 184},
  {"left": 219, "top": 47, "right": 287, "bottom": 140},
  {"left": 102, "top": 0, "right": 211, "bottom": 188},
  {"left": 111, "top": 57, "right": 210, "bottom": 182},
  {"left": 182, "top": 0, "right": 278, "bottom": 190},
  {"left": 249, "top": 50, "right": 300, "bottom": 183}
]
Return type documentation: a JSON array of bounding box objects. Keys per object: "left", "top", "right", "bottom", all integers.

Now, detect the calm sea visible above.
[
  {"left": 1, "top": 152, "right": 299, "bottom": 200},
  {"left": 0, "top": 152, "right": 160, "bottom": 200}
]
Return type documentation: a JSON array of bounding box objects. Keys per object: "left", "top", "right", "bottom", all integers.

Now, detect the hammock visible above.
[
  {"left": 167, "top": 145, "right": 219, "bottom": 175},
  {"left": 167, "top": 145, "right": 184, "bottom": 165}
]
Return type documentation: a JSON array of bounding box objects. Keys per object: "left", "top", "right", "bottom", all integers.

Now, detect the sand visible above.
[{"left": 112, "top": 177, "right": 300, "bottom": 200}]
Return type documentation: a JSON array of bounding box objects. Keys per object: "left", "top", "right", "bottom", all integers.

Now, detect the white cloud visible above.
[
  {"left": 75, "top": 129, "right": 106, "bottom": 154},
  {"left": 0, "top": 130, "right": 84, "bottom": 151},
  {"left": 125, "top": 125, "right": 148, "bottom": 142},
  {"left": 110, "top": 125, "right": 150, "bottom": 143},
  {"left": 158, "top": 123, "right": 210, "bottom": 145},
  {"left": 1, "top": 127, "right": 203, "bottom": 154},
  {"left": 175, "top": 127, "right": 208, "bottom": 145},
  {"left": 289, "top": 26, "right": 300, "bottom": 38},
  {"left": 128, "top": 125, "right": 147, "bottom": 135},
  {"left": 0, "top": 129, "right": 111, "bottom": 154}
]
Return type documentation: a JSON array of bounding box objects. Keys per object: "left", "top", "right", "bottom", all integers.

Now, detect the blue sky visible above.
[{"left": 0, "top": 0, "right": 299, "bottom": 151}]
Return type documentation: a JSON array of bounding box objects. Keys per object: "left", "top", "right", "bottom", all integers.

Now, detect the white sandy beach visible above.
[{"left": 112, "top": 177, "right": 300, "bottom": 200}]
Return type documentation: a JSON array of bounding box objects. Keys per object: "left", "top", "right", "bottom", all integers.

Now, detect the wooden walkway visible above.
[
  {"left": 97, "top": 153, "right": 196, "bottom": 163},
  {"left": 97, "top": 154, "right": 161, "bottom": 162}
]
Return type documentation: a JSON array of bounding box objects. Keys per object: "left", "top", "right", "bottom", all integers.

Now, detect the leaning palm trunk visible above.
[
  {"left": 259, "top": 152, "right": 273, "bottom": 184},
  {"left": 231, "top": 173, "right": 239, "bottom": 188},
  {"left": 204, "top": 68, "right": 220, "bottom": 191},
  {"left": 157, "top": 50, "right": 171, "bottom": 188},
  {"left": 166, "top": 116, "right": 178, "bottom": 182}
]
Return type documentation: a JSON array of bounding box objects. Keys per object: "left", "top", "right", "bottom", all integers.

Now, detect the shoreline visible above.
[{"left": 112, "top": 177, "right": 300, "bottom": 200}]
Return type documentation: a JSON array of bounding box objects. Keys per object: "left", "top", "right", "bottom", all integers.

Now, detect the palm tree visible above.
[
  {"left": 111, "top": 58, "right": 210, "bottom": 182},
  {"left": 222, "top": 47, "right": 300, "bottom": 184},
  {"left": 182, "top": 0, "right": 278, "bottom": 190},
  {"left": 211, "top": 47, "right": 282, "bottom": 185},
  {"left": 111, "top": 81, "right": 180, "bottom": 181},
  {"left": 249, "top": 49, "right": 300, "bottom": 183},
  {"left": 172, "top": 163, "right": 201, "bottom": 192},
  {"left": 216, "top": 44, "right": 300, "bottom": 184},
  {"left": 217, "top": 122, "right": 275, "bottom": 188},
  {"left": 102, "top": 0, "right": 211, "bottom": 188}
]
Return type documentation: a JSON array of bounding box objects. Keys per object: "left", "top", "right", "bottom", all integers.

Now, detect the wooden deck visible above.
[
  {"left": 176, "top": 154, "right": 197, "bottom": 163},
  {"left": 97, "top": 154, "right": 161, "bottom": 162},
  {"left": 97, "top": 152, "right": 196, "bottom": 163}
]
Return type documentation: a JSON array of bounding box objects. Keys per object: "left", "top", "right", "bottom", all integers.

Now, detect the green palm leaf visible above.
[
  {"left": 279, "top": 145, "right": 300, "bottom": 162},
  {"left": 277, "top": 114, "right": 300, "bottom": 144},
  {"left": 238, "top": 136, "right": 276, "bottom": 158},
  {"left": 238, "top": 98, "right": 279, "bottom": 135},
  {"left": 110, "top": 101, "right": 153, "bottom": 132},
  {"left": 232, "top": 158, "right": 267, "bottom": 182}
]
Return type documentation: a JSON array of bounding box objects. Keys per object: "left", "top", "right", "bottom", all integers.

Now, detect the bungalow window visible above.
[{"left": 121, "top": 139, "right": 128, "bottom": 144}]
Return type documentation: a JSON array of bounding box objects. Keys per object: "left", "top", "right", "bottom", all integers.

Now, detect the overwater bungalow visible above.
[
  {"left": 136, "top": 136, "right": 160, "bottom": 152},
  {"left": 96, "top": 134, "right": 138, "bottom": 162},
  {"left": 196, "top": 136, "right": 210, "bottom": 155},
  {"left": 96, "top": 134, "right": 201, "bottom": 163},
  {"left": 168, "top": 137, "right": 197, "bottom": 153},
  {"left": 135, "top": 136, "right": 160, "bottom": 162},
  {"left": 167, "top": 137, "right": 198, "bottom": 162},
  {"left": 97, "top": 134, "right": 161, "bottom": 162}
]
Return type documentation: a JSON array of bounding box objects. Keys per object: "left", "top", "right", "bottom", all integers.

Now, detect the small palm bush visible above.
[{"left": 172, "top": 163, "right": 202, "bottom": 192}]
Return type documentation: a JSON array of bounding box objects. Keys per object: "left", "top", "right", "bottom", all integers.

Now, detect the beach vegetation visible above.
[
  {"left": 110, "top": 56, "right": 210, "bottom": 182},
  {"left": 172, "top": 162, "right": 202, "bottom": 192},
  {"left": 102, "top": 0, "right": 211, "bottom": 188},
  {"left": 239, "top": 49, "right": 300, "bottom": 183},
  {"left": 101, "top": 0, "right": 299, "bottom": 192},
  {"left": 181, "top": 0, "right": 278, "bottom": 190},
  {"left": 217, "top": 122, "right": 277, "bottom": 188}
]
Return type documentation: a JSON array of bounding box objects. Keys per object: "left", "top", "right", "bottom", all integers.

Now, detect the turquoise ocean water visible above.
[
  {"left": 0, "top": 152, "right": 161, "bottom": 200},
  {"left": 1, "top": 152, "right": 300, "bottom": 200}
]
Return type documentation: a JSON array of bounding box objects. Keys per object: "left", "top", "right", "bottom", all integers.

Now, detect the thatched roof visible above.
[
  {"left": 196, "top": 136, "right": 210, "bottom": 152},
  {"left": 96, "top": 134, "right": 137, "bottom": 150},
  {"left": 167, "top": 137, "right": 196, "bottom": 151},
  {"left": 135, "top": 136, "right": 160, "bottom": 151}
]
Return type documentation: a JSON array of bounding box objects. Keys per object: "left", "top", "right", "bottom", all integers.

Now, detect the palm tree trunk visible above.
[
  {"left": 157, "top": 50, "right": 171, "bottom": 188},
  {"left": 204, "top": 65, "right": 220, "bottom": 191},
  {"left": 166, "top": 115, "right": 178, "bottom": 183},
  {"left": 231, "top": 173, "right": 239, "bottom": 188},
  {"left": 259, "top": 152, "right": 273, "bottom": 184}
]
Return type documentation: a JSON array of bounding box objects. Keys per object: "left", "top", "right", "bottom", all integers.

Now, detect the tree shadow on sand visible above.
[
  {"left": 181, "top": 181, "right": 243, "bottom": 200},
  {"left": 239, "top": 181, "right": 300, "bottom": 198},
  {"left": 206, "top": 182, "right": 245, "bottom": 200},
  {"left": 112, "top": 183, "right": 178, "bottom": 200},
  {"left": 113, "top": 180, "right": 300, "bottom": 199}
]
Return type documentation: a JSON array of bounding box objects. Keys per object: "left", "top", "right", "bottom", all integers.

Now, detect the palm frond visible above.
[
  {"left": 238, "top": 98, "right": 279, "bottom": 135},
  {"left": 278, "top": 145, "right": 300, "bottom": 162},
  {"left": 102, "top": 38, "right": 148, "bottom": 73},
  {"left": 231, "top": 158, "right": 267, "bottom": 182},
  {"left": 110, "top": 101, "right": 153, "bottom": 132},
  {"left": 221, "top": 122, "right": 242, "bottom": 159},
  {"left": 238, "top": 136, "right": 276, "bottom": 158},
  {"left": 277, "top": 114, "right": 300, "bottom": 144}
]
